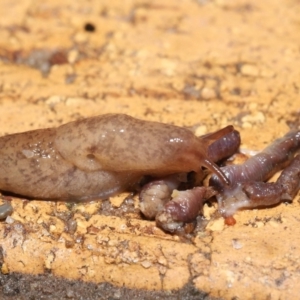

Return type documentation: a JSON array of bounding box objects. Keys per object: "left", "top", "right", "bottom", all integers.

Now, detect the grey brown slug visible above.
[{"left": 0, "top": 114, "right": 233, "bottom": 201}]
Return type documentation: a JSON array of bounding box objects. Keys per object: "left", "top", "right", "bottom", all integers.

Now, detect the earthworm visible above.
[
  {"left": 155, "top": 186, "right": 216, "bottom": 233},
  {"left": 243, "top": 154, "right": 300, "bottom": 206},
  {"left": 210, "top": 129, "right": 300, "bottom": 219},
  {"left": 206, "top": 129, "right": 241, "bottom": 162},
  {"left": 139, "top": 174, "right": 183, "bottom": 220}
]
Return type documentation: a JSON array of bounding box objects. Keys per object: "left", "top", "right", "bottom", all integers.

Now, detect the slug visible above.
[{"left": 0, "top": 114, "right": 233, "bottom": 201}]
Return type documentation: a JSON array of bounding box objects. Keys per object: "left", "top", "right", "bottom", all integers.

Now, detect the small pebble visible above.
[
  {"left": 240, "top": 64, "right": 259, "bottom": 76},
  {"left": 206, "top": 218, "right": 225, "bottom": 231}
]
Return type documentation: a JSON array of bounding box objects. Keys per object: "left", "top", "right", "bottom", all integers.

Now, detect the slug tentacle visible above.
[{"left": 201, "top": 158, "right": 230, "bottom": 185}]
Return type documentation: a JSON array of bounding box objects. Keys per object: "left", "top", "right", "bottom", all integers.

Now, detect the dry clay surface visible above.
[{"left": 0, "top": 0, "right": 300, "bottom": 299}]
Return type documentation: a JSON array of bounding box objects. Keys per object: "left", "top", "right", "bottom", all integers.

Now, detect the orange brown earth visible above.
[{"left": 0, "top": 0, "right": 300, "bottom": 299}]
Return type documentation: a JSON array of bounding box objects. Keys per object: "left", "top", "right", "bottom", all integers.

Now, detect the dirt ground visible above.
[{"left": 0, "top": 0, "right": 300, "bottom": 299}]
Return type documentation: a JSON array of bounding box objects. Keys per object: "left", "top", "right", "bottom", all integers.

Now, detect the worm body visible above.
[
  {"left": 211, "top": 130, "right": 300, "bottom": 218},
  {"left": 206, "top": 130, "right": 241, "bottom": 162},
  {"left": 243, "top": 154, "right": 300, "bottom": 205},
  {"left": 139, "top": 174, "right": 182, "bottom": 220},
  {"left": 211, "top": 130, "right": 300, "bottom": 190},
  {"left": 155, "top": 187, "right": 208, "bottom": 233},
  {"left": 0, "top": 114, "right": 232, "bottom": 201}
]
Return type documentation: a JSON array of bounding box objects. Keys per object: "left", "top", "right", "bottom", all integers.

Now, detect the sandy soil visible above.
[{"left": 0, "top": 0, "right": 299, "bottom": 299}]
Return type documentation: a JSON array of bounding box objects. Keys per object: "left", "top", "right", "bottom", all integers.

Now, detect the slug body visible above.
[{"left": 0, "top": 114, "right": 231, "bottom": 201}]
